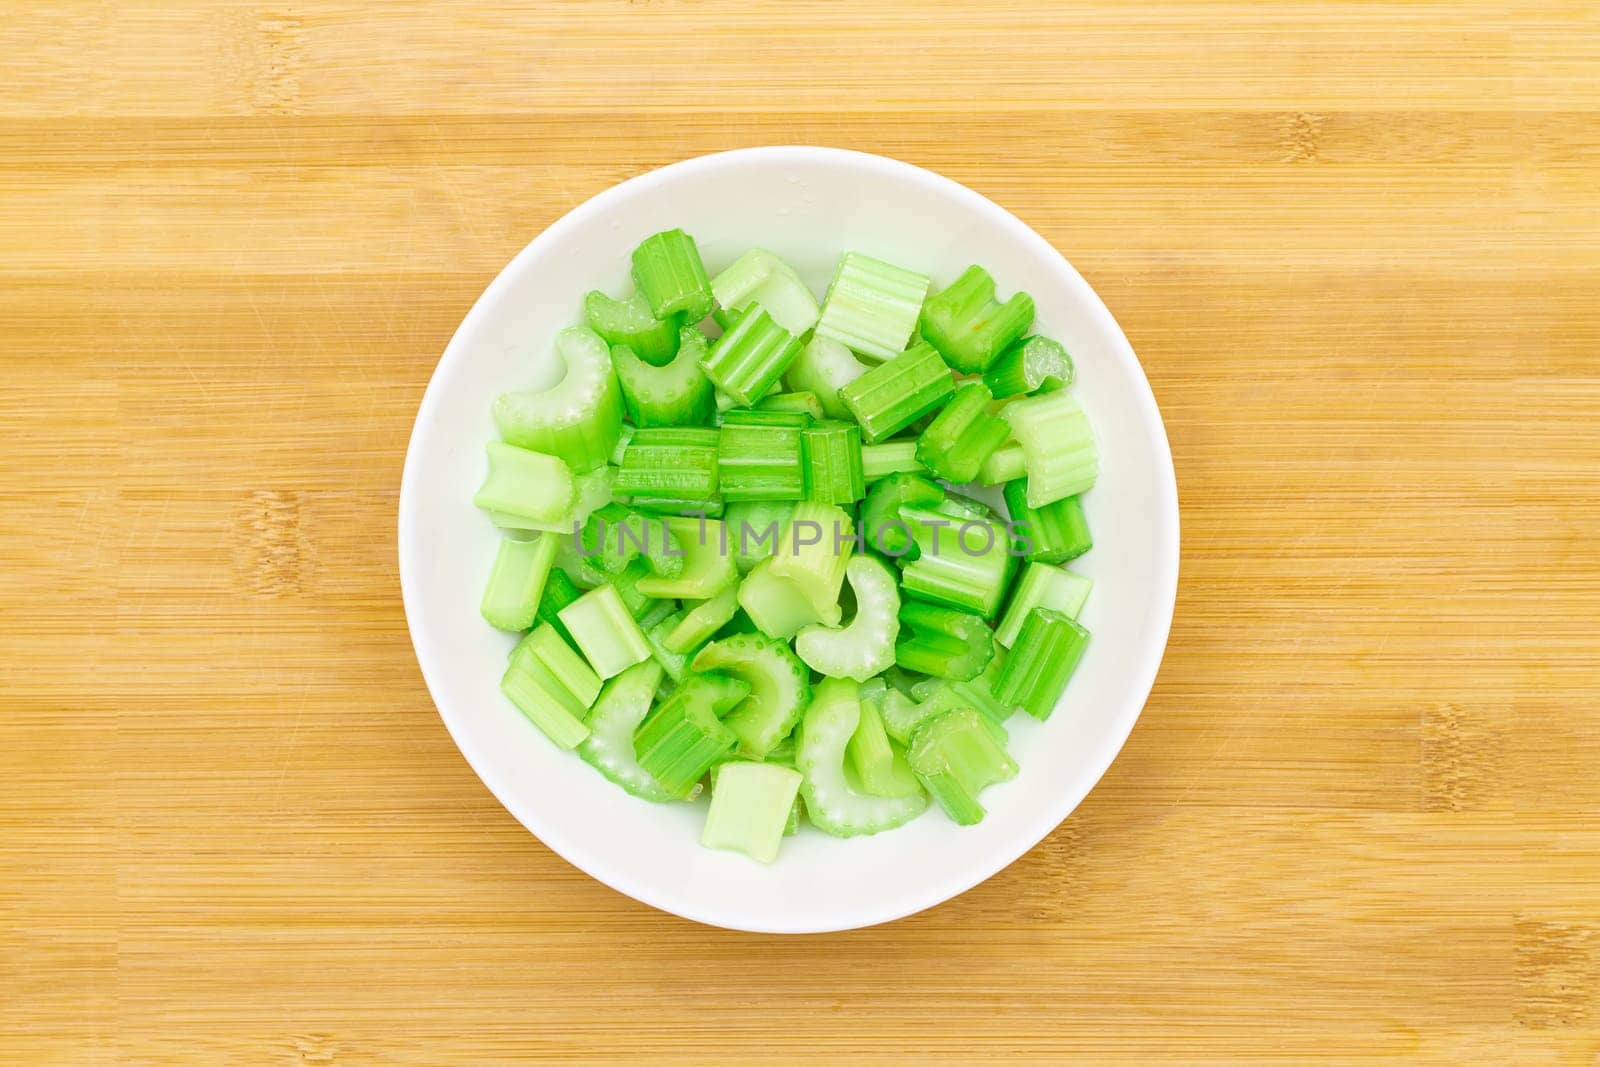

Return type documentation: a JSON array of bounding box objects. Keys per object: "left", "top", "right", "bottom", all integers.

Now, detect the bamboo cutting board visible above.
[{"left": 2, "top": 3, "right": 1597, "bottom": 1063}]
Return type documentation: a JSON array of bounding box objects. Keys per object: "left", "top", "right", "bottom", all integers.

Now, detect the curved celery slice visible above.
[
  {"left": 611, "top": 329, "right": 716, "bottom": 428},
  {"left": 848, "top": 687, "right": 922, "bottom": 798},
  {"left": 710, "top": 248, "right": 821, "bottom": 335},
  {"left": 1001, "top": 390, "right": 1099, "bottom": 508},
  {"left": 994, "top": 563, "right": 1092, "bottom": 648},
  {"left": 815, "top": 253, "right": 930, "bottom": 362},
  {"left": 907, "top": 707, "right": 1018, "bottom": 825},
  {"left": 691, "top": 633, "right": 811, "bottom": 759},
  {"left": 473, "top": 442, "right": 575, "bottom": 527},
  {"left": 493, "top": 326, "right": 625, "bottom": 473},
  {"left": 663, "top": 583, "right": 740, "bottom": 654},
  {"left": 633, "top": 516, "right": 737, "bottom": 599},
  {"left": 919, "top": 265, "right": 1034, "bottom": 374},
  {"left": 577, "top": 661, "right": 678, "bottom": 801},
  {"left": 736, "top": 558, "right": 832, "bottom": 638},
  {"left": 768, "top": 500, "right": 853, "bottom": 620},
  {"left": 983, "top": 335, "right": 1072, "bottom": 398},
  {"left": 895, "top": 600, "right": 994, "bottom": 681},
  {"left": 797, "top": 678, "right": 927, "bottom": 837},
  {"left": 860, "top": 472, "right": 944, "bottom": 559},
  {"left": 795, "top": 556, "right": 900, "bottom": 682},
  {"left": 585, "top": 290, "right": 682, "bottom": 366},
  {"left": 783, "top": 335, "right": 867, "bottom": 420},
  {"left": 633, "top": 674, "right": 745, "bottom": 798}
]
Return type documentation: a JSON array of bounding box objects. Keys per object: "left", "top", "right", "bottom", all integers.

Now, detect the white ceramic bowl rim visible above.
[{"left": 399, "top": 146, "right": 1179, "bottom": 933}]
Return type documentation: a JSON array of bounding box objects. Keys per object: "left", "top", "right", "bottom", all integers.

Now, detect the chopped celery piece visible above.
[
  {"left": 1002, "top": 390, "right": 1099, "bottom": 508},
  {"left": 557, "top": 583, "right": 652, "bottom": 679},
  {"left": 709, "top": 248, "right": 820, "bottom": 335},
  {"left": 480, "top": 534, "right": 558, "bottom": 632},
  {"left": 838, "top": 341, "right": 955, "bottom": 443},
  {"left": 919, "top": 265, "right": 1034, "bottom": 374},
  {"left": 662, "top": 583, "right": 740, "bottom": 654},
  {"left": 702, "top": 761, "right": 803, "bottom": 863},
  {"left": 756, "top": 391, "right": 825, "bottom": 419},
  {"left": 607, "top": 557, "right": 659, "bottom": 619},
  {"left": 995, "top": 563, "right": 1091, "bottom": 648},
  {"left": 860, "top": 472, "right": 944, "bottom": 559},
  {"left": 533, "top": 567, "right": 584, "bottom": 645},
  {"left": 1003, "top": 481, "right": 1092, "bottom": 564},
  {"left": 978, "top": 442, "right": 1027, "bottom": 486},
  {"left": 501, "top": 622, "right": 603, "bottom": 749},
  {"left": 736, "top": 558, "right": 830, "bottom": 639},
  {"left": 898, "top": 507, "right": 1015, "bottom": 619},
  {"left": 797, "top": 678, "right": 927, "bottom": 837},
  {"left": 585, "top": 290, "right": 682, "bottom": 366},
  {"left": 984, "top": 335, "right": 1072, "bottom": 398},
  {"left": 473, "top": 442, "right": 576, "bottom": 527},
  {"left": 632, "top": 674, "right": 745, "bottom": 798},
  {"left": 717, "top": 408, "right": 808, "bottom": 501},
  {"left": 578, "top": 661, "right": 678, "bottom": 801},
  {"left": 768, "top": 500, "right": 853, "bottom": 622},
  {"left": 614, "top": 427, "right": 720, "bottom": 507},
  {"left": 815, "top": 252, "right": 930, "bottom": 362},
  {"left": 861, "top": 440, "right": 926, "bottom": 482},
  {"left": 633, "top": 516, "right": 737, "bottom": 599},
  {"left": 493, "top": 326, "right": 625, "bottom": 473},
  {"left": 907, "top": 708, "right": 1018, "bottom": 825},
  {"left": 701, "top": 305, "right": 803, "bottom": 407},
  {"left": 994, "top": 608, "right": 1090, "bottom": 720},
  {"left": 484, "top": 463, "right": 615, "bottom": 533},
  {"left": 691, "top": 633, "right": 810, "bottom": 758},
  {"left": 894, "top": 600, "right": 994, "bottom": 681},
  {"left": 802, "top": 419, "right": 865, "bottom": 504},
  {"left": 611, "top": 329, "right": 716, "bottom": 429},
  {"left": 721, "top": 500, "right": 794, "bottom": 573},
  {"left": 878, "top": 687, "right": 933, "bottom": 746},
  {"left": 848, "top": 688, "right": 922, "bottom": 798},
  {"left": 643, "top": 608, "right": 694, "bottom": 682},
  {"left": 579, "top": 503, "right": 685, "bottom": 579},
  {"left": 631, "top": 228, "right": 714, "bottom": 323},
  {"left": 783, "top": 335, "right": 867, "bottom": 420},
  {"left": 795, "top": 556, "right": 900, "bottom": 682},
  {"left": 501, "top": 663, "right": 590, "bottom": 750},
  {"left": 915, "top": 381, "right": 1010, "bottom": 484}
]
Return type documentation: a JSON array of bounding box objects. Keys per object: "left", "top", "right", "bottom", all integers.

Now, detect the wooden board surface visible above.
[{"left": 3, "top": 2, "right": 1597, "bottom": 1063}]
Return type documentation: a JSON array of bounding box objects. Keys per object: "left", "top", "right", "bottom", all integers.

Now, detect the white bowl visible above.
[{"left": 399, "top": 146, "right": 1178, "bottom": 933}]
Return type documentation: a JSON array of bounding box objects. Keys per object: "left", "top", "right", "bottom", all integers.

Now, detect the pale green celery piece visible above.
[
  {"left": 994, "top": 563, "right": 1092, "bottom": 648},
  {"left": 480, "top": 533, "right": 559, "bottom": 632},
  {"left": 611, "top": 330, "right": 717, "bottom": 429},
  {"left": 633, "top": 516, "right": 737, "bottom": 599},
  {"left": 473, "top": 442, "right": 576, "bottom": 527},
  {"left": 898, "top": 506, "right": 1016, "bottom": 619},
  {"left": 906, "top": 707, "right": 1019, "bottom": 825},
  {"left": 710, "top": 248, "right": 821, "bottom": 335},
  {"left": 557, "top": 583, "right": 653, "bottom": 679},
  {"left": 493, "top": 326, "right": 625, "bottom": 473},
  {"left": 701, "top": 761, "right": 804, "bottom": 863},
  {"left": 847, "top": 689, "right": 923, "bottom": 799},
  {"left": 795, "top": 555, "right": 900, "bottom": 682},
  {"left": 861, "top": 441, "right": 926, "bottom": 482},
  {"left": 878, "top": 686, "right": 935, "bottom": 746},
  {"left": 768, "top": 500, "right": 853, "bottom": 621},
  {"left": 814, "top": 252, "right": 930, "bottom": 362},
  {"left": 578, "top": 660, "right": 678, "bottom": 801},
  {"left": 500, "top": 663, "right": 590, "bottom": 750},
  {"left": 511, "top": 623, "right": 604, "bottom": 713},
  {"left": 554, "top": 532, "right": 607, "bottom": 588},
  {"left": 796, "top": 678, "right": 927, "bottom": 837},
  {"left": 691, "top": 633, "right": 811, "bottom": 759},
  {"left": 485, "top": 463, "right": 615, "bottom": 533},
  {"left": 736, "top": 558, "right": 831, "bottom": 639},
  {"left": 662, "top": 582, "right": 740, "bottom": 654},
  {"left": 978, "top": 442, "right": 1027, "bottom": 486},
  {"left": 1001, "top": 390, "right": 1099, "bottom": 508},
  {"left": 633, "top": 676, "right": 745, "bottom": 799},
  {"left": 783, "top": 335, "right": 868, "bottom": 420},
  {"left": 584, "top": 289, "right": 683, "bottom": 366},
  {"left": 721, "top": 501, "right": 795, "bottom": 573}
]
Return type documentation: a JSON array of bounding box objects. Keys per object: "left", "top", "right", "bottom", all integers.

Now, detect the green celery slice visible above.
[
  {"left": 978, "top": 442, "right": 1027, "bottom": 486},
  {"left": 898, "top": 506, "right": 1016, "bottom": 619},
  {"left": 783, "top": 335, "right": 867, "bottom": 420},
  {"left": 1001, "top": 390, "right": 1099, "bottom": 508},
  {"left": 894, "top": 600, "right": 995, "bottom": 681},
  {"left": 473, "top": 442, "right": 576, "bottom": 527},
  {"left": 814, "top": 252, "right": 930, "bottom": 362},
  {"left": 557, "top": 583, "right": 653, "bottom": 679},
  {"left": 861, "top": 440, "right": 926, "bottom": 482},
  {"left": 721, "top": 501, "right": 795, "bottom": 574},
  {"left": 493, "top": 326, "right": 625, "bottom": 473},
  {"left": 691, "top": 633, "right": 811, "bottom": 759},
  {"left": 578, "top": 660, "right": 679, "bottom": 801},
  {"left": 994, "top": 563, "right": 1092, "bottom": 648},
  {"left": 795, "top": 555, "right": 900, "bottom": 682},
  {"left": 485, "top": 463, "right": 615, "bottom": 533},
  {"left": 701, "top": 761, "right": 804, "bottom": 863},
  {"left": 700, "top": 305, "right": 803, "bottom": 407},
  {"left": 915, "top": 380, "right": 1010, "bottom": 484},
  {"left": 642, "top": 608, "right": 694, "bottom": 682},
  {"left": 633, "top": 516, "right": 737, "bottom": 599},
  {"left": 631, "top": 228, "right": 714, "bottom": 323},
  {"left": 613, "top": 427, "right": 720, "bottom": 507},
  {"left": 735, "top": 558, "right": 831, "bottom": 639},
  {"left": 662, "top": 582, "right": 740, "bottom": 654},
  {"left": 860, "top": 472, "right": 944, "bottom": 559},
  {"left": 906, "top": 707, "right": 1018, "bottom": 825},
  {"left": 632, "top": 674, "right": 745, "bottom": 798},
  {"left": 983, "top": 335, "right": 1072, "bottom": 398},
  {"left": 838, "top": 341, "right": 955, "bottom": 443},
  {"left": 847, "top": 686, "right": 923, "bottom": 798},
  {"left": 585, "top": 290, "right": 683, "bottom": 366},
  {"left": 1003, "top": 481, "right": 1092, "bottom": 564},
  {"left": 797, "top": 678, "right": 927, "bottom": 837},
  {"left": 802, "top": 419, "right": 865, "bottom": 504},
  {"left": 500, "top": 622, "right": 603, "bottom": 749},
  {"left": 500, "top": 663, "right": 590, "bottom": 750},
  {"left": 532, "top": 568, "right": 584, "bottom": 646},
  {"left": 717, "top": 408, "right": 809, "bottom": 502},
  {"left": 611, "top": 328, "right": 717, "bottom": 428},
  {"left": 756, "top": 390, "right": 826, "bottom": 419},
  {"left": 919, "top": 265, "right": 1034, "bottom": 374},
  {"left": 768, "top": 500, "right": 853, "bottom": 622},
  {"left": 580, "top": 503, "right": 685, "bottom": 579},
  {"left": 480, "top": 533, "right": 559, "bottom": 632},
  {"left": 709, "top": 248, "right": 820, "bottom": 335},
  {"left": 994, "top": 607, "right": 1090, "bottom": 720}
]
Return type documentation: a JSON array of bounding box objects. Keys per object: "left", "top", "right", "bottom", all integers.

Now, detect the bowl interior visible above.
[{"left": 399, "top": 147, "right": 1178, "bottom": 933}]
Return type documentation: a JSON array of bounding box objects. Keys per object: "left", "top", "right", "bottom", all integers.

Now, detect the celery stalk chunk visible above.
[
  {"left": 768, "top": 500, "right": 854, "bottom": 622},
  {"left": 533, "top": 568, "right": 585, "bottom": 646},
  {"left": 662, "top": 583, "right": 740, "bottom": 654},
  {"left": 691, "top": 633, "right": 811, "bottom": 759},
  {"left": 783, "top": 335, "right": 867, "bottom": 420},
  {"left": 995, "top": 563, "right": 1092, "bottom": 648},
  {"left": 898, "top": 507, "right": 1016, "bottom": 619},
  {"left": 907, "top": 708, "right": 1018, "bottom": 825},
  {"left": 861, "top": 441, "right": 926, "bottom": 482},
  {"left": 485, "top": 463, "right": 615, "bottom": 534},
  {"left": 480, "top": 534, "right": 559, "bottom": 632},
  {"left": 978, "top": 442, "right": 1027, "bottom": 486},
  {"left": 700, "top": 305, "right": 803, "bottom": 407},
  {"left": 631, "top": 228, "right": 714, "bottom": 323},
  {"left": 838, "top": 341, "right": 955, "bottom": 443},
  {"left": 1001, "top": 390, "right": 1099, "bottom": 508},
  {"left": 578, "top": 661, "right": 679, "bottom": 801},
  {"left": 611, "top": 329, "right": 716, "bottom": 429},
  {"left": 983, "top": 335, "right": 1073, "bottom": 398},
  {"left": 736, "top": 559, "right": 831, "bottom": 639},
  {"left": 797, "top": 678, "right": 927, "bottom": 837},
  {"left": 1003, "top": 481, "right": 1092, "bottom": 564},
  {"left": 633, "top": 674, "right": 747, "bottom": 798},
  {"left": 795, "top": 556, "right": 900, "bottom": 682},
  {"left": 557, "top": 584, "right": 652, "bottom": 679},
  {"left": 815, "top": 252, "right": 930, "bottom": 362},
  {"left": 919, "top": 265, "right": 1034, "bottom": 375},
  {"left": 994, "top": 607, "right": 1090, "bottom": 720},
  {"left": 802, "top": 419, "right": 865, "bottom": 505},
  {"left": 847, "top": 689, "right": 923, "bottom": 799},
  {"left": 717, "top": 408, "right": 809, "bottom": 502},
  {"left": 756, "top": 391, "right": 826, "bottom": 419},
  {"left": 493, "top": 326, "right": 625, "bottom": 473},
  {"left": 701, "top": 761, "right": 803, "bottom": 863},
  {"left": 614, "top": 427, "right": 720, "bottom": 507},
  {"left": 579, "top": 503, "right": 685, "bottom": 579},
  {"left": 895, "top": 600, "right": 995, "bottom": 681},
  {"left": 710, "top": 248, "right": 820, "bottom": 335},
  {"left": 585, "top": 290, "right": 682, "bottom": 366},
  {"left": 633, "top": 516, "right": 737, "bottom": 599},
  {"left": 915, "top": 381, "right": 1010, "bottom": 484},
  {"left": 473, "top": 442, "right": 576, "bottom": 527},
  {"left": 500, "top": 623, "right": 603, "bottom": 749}
]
